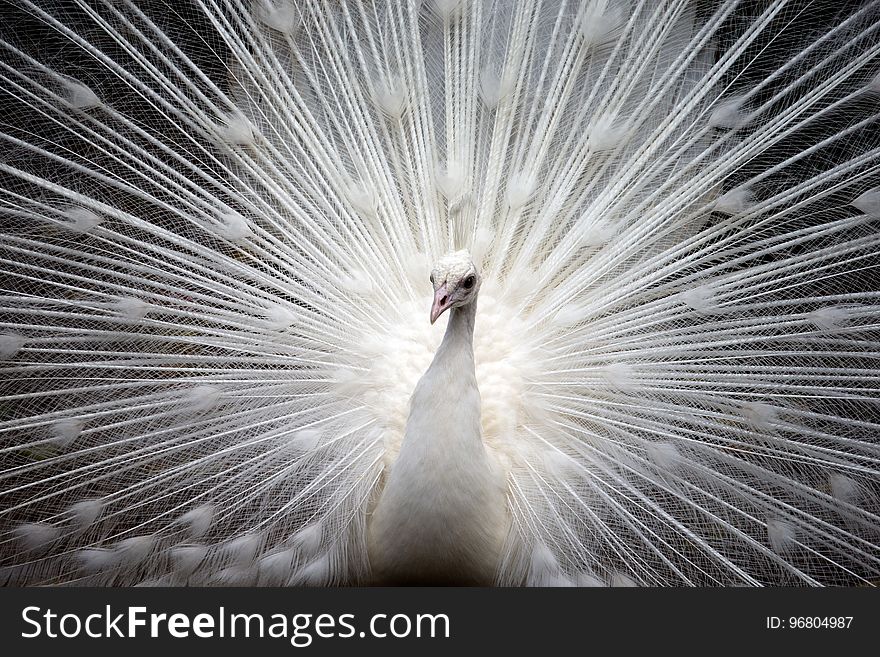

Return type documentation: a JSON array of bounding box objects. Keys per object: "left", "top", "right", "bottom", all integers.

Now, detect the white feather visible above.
[
  {"left": 767, "top": 519, "right": 797, "bottom": 555},
  {"left": 708, "top": 96, "right": 749, "bottom": 130},
  {"left": 171, "top": 545, "right": 208, "bottom": 578},
  {"left": 68, "top": 500, "right": 103, "bottom": 530},
  {"left": 288, "top": 523, "right": 324, "bottom": 558},
  {"left": 61, "top": 76, "right": 100, "bottom": 109},
  {"left": 76, "top": 548, "right": 116, "bottom": 573},
  {"left": 221, "top": 534, "right": 263, "bottom": 566},
  {"left": 62, "top": 206, "right": 102, "bottom": 232},
  {"left": 216, "top": 210, "right": 252, "bottom": 242},
  {"left": 185, "top": 385, "right": 222, "bottom": 414},
  {"left": 259, "top": 548, "right": 296, "bottom": 585},
  {"left": 115, "top": 536, "right": 156, "bottom": 566},
  {"left": 0, "top": 0, "right": 878, "bottom": 588},
  {"left": 712, "top": 186, "right": 755, "bottom": 214},
  {"left": 51, "top": 418, "right": 83, "bottom": 447},
  {"left": 0, "top": 334, "right": 25, "bottom": 359},
  {"left": 851, "top": 188, "right": 880, "bottom": 216},
  {"left": 177, "top": 505, "right": 214, "bottom": 539},
  {"left": 257, "top": 0, "right": 300, "bottom": 34},
  {"left": 290, "top": 554, "right": 331, "bottom": 586},
  {"left": 15, "top": 523, "right": 59, "bottom": 550},
  {"left": 611, "top": 573, "right": 638, "bottom": 587}
]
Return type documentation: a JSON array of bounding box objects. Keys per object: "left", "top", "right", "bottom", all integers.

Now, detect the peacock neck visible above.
[{"left": 437, "top": 299, "right": 477, "bottom": 360}]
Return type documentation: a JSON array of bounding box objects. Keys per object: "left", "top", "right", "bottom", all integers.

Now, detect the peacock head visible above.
[{"left": 429, "top": 250, "right": 481, "bottom": 324}]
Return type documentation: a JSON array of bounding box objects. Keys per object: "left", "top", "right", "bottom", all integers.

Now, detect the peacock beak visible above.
[{"left": 430, "top": 283, "right": 452, "bottom": 324}]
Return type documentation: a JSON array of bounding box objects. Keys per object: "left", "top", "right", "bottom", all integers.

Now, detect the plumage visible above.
[{"left": 0, "top": 0, "right": 879, "bottom": 587}]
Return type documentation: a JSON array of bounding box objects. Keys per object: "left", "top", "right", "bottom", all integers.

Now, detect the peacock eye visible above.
[{"left": 462, "top": 275, "right": 475, "bottom": 289}]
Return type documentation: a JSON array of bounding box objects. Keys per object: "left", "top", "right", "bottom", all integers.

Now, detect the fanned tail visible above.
[{"left": 1, "top": 0, "right": 878, "bottom": 586}]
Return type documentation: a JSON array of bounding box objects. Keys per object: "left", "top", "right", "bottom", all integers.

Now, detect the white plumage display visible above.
[{"left": 0, "top": 0, "right": 878, "bottom": 586}]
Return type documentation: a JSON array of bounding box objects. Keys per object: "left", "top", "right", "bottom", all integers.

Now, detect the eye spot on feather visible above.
[
  {"left": 479, "top": 68, "right": 513, "bottom": 108},
  {"left": 114, "top": 296, "right": 149, "bottom": 322},
  {"left": 580, "top": 0, "right": 626, "bottom": 48},
  {"left": 740, "top": 401, "right": 780, "bottom": 430},
  {"left": 177, "top": 505, "right": 214, "bottom": 539},
  {"left": 289, "top": 553, "right": 331, "bottom": 586},
  {"left": 598, "top": 362, "right": 635, "bottom": 391},
  {"left": 580, "top": 220, "right": 616, "bottom": 247},
  {"left": 551, "top": 304, "right": 587, "bottom": 327},
  {"left": 61, "top": 75, "right": 101, "bottom": 109},
  {"left": 851, "top": 187, "right": 880, "bottom": 216},
  {"left": 711, "top": 186, "right": 754, "bottom": 215},
  {"left": 115, "top": 536, "right": 156, "bottom": 566},
  {"left": 257, "top": 0, "right": 301, "bottom": 33},
  {"left": 646, "top": 441, "right": 680, "bottom": 470},
  {"left": 766, "top": 518, "right": 796, "bottom": 554},
  {"left": 76, "top": 548, "right": 116, "bottom": 573},
  {"left": 68, "top": 499, "right": 103, "bottom": 530},
  {"left": 432, "top": 0, "right": 464, "bottom": 20},
  {"left": 262, "top": 304, "right": 296, "bottom": 330},
  {"left": 586, "top": 113, "right": 629, "bottom": 151},
  {"left": 678, "top": 284, "right": 717, "bottom": 313},
  {"left": 15, "top": 523, "right": 60, "bottom": 551},
  {"left": 290, "top": 428, "right": 322, "bottom": 452},
  {"left": 372, "top": 76, "right": 408, "bottom": 119},
  {"left": 288, "top": 523, "right": 324, "bottom": 559},
  {"left": 184, "top": 384, "right": 222, "bottom": 414},
  {"left": 219, "top": 533, "right": 263, "bottom": 566},
  {"left": 258, "top": 548, "right": 296, "bottom": 585},
  {"left": 216, "top": 209, "right": 252, "bottom": 242},
  {"left": 340, "top": 270, "right": 374, "bottom": 296},
  {"left": 0, "top": 333, "right": 25, "bottom": 359},
  {"left": 506, "top": 170, "right": 536, "bottom": 211},
  {"left": 435, "top": 160, "right": 466, "bottom": 199},
  {"left": 52, "top": 418, "right": 84, "bottom": 448},
  {"left": 344, "top": 180, "right": 379, "bottom": 217},
  {"left": 216, "top": 112, "right": 257, "bottom": 148},
  {"left": 62, "top": 206, "right": 103, "bottom": 233},
  {"left": 807, "top": 305, "right": 856, "bottom": 331},
  {"left": 171, "top": 545, "right": 208, "bottom": 578},
  {"left": 829, "top": 473, "right": 861, "bottom": 504},
  {"left": 708, "top": 96, "right": 749, "bottom": 130},
  {"left": 610, "top": 572, "right": 638, "bottom": 587}
]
